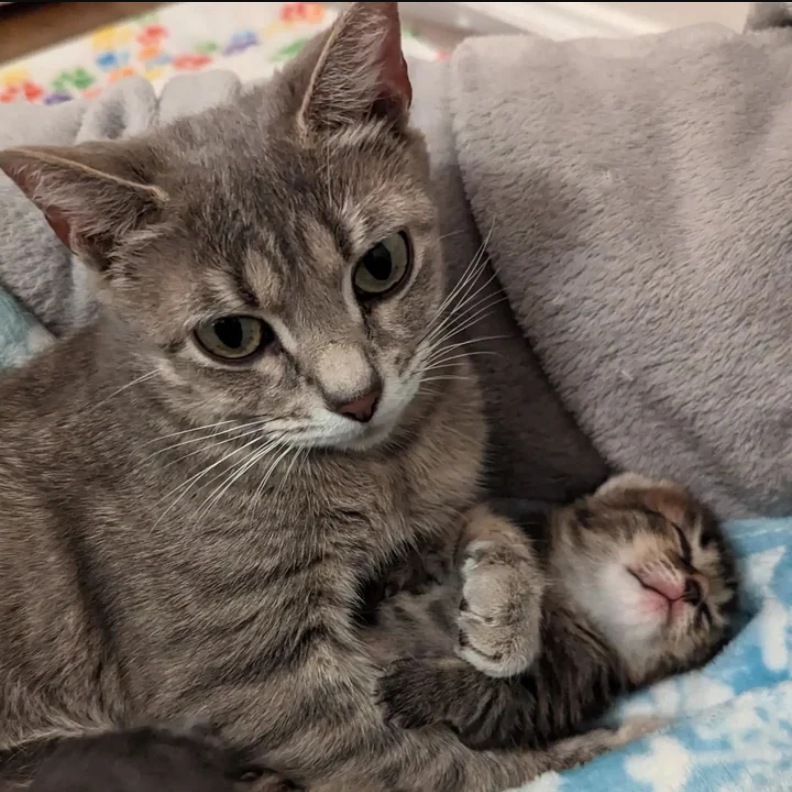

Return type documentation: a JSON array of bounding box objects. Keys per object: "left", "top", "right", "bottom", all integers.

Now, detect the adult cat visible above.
[{"left": 0, "top": 4, "right": 643, "bottom": 790}]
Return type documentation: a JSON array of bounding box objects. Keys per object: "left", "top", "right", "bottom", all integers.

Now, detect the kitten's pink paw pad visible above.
[{"left": 457, "top": 540, "right": 541, "bottom": 678}]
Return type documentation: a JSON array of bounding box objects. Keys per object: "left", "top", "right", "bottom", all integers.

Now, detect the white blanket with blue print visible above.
[{"left": 522, "top": 519, "right": 792, "bottom": 792}]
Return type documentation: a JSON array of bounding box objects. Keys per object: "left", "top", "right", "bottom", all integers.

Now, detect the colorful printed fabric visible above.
[
  {"left": 0, "top": 2, "right": 444, "bottom": 105},
  {"left": 521, "top": 518, "right": 792, "bottom": 792}
]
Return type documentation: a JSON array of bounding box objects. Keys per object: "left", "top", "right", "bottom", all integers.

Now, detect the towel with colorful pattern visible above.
[{"left": 0, "top": 2, "right": 445, "bottom": 105}]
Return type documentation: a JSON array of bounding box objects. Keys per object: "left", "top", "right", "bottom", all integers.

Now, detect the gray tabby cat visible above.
[
  {"left": 0, "top": 3, "right": 646, "bottom": 790},
  {"left": 376, "top": 474, "right": 738, "bottom": 750}
]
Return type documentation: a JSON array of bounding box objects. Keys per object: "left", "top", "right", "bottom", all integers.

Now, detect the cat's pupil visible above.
[
  {"left": 215, "top": 318, "right": 243, "bottom": 349},
  {"left": 365, "top": 245, "right": 393, "bottom": 282}
]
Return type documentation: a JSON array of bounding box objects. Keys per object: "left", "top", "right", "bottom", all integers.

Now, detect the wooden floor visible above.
[{"left": 0, "top": 2, "right": 166, "bottom": 64}]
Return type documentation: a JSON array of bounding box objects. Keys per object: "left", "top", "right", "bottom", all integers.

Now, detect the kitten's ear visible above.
[
  {"left": 295, "top": 1, "right": 411, "bottom": 134},
  {"left": 0, "top": 142, "right": 167, "bottom": 272}
]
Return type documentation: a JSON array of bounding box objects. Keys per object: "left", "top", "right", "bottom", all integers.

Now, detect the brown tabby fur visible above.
[
  {"left": 377, "top": 475, "right": 738, "bottom": 751},
  {"left": 0, "top": 4, "right": 657, "bottom": 790}
]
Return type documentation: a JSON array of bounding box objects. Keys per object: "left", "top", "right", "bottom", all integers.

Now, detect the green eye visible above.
[
  {"left": 194, "top": 316, "right": 273, "bottom": 362},
  {"left": 352, "top": 231, "right": 412, "bottom": 298}
]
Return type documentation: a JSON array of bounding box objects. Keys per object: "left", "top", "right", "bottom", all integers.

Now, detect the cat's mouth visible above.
[
  {"left": 287, "top": 376, "right": 421, "bottom": 452},
  {"left": 627, "top": 568, "right": 707, "bottom": 625}
]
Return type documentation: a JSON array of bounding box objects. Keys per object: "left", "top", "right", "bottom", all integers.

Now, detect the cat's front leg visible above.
[{"left": 455, "top": 504, "right": 546, "bottom": 678}]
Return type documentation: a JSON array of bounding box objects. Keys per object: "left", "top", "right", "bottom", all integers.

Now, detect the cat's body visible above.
[
  {"left": 0, "top": 4, "right": 650, "bottom": 791},
  {"left": 378, "top": 475, "right": 738, "bottom": 751},
  {"left": 0, "top": 320, "right": 482, "bottom": 749}
]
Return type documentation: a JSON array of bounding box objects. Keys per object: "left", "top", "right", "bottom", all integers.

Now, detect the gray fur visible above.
[{"left": 0, "top": 4, "right": 643, "bottom": 791}]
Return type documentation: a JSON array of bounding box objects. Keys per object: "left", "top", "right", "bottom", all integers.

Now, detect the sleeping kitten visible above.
[
  {"left": 0, "top": 4, "right": 644, "bottom": 792},
  {"left": 377, "top": 474, "right": 739, "bottom": 750}
]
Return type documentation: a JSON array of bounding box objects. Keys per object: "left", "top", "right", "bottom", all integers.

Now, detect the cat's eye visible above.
[
  {"left": 673, "top": 525, "right": 693, "bottom": 565},
  {"left": 352, "top": 231, "right": 412, "bottom": 299},
  {"left": 194, "top": 316, "right": 273, "bottom": 362}
]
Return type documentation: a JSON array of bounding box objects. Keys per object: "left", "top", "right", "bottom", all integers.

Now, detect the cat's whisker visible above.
[
  {"left": 408, "top": 293, "right": 507, "bottom": 381},
  {"left": 423, "top": 333, "right": 511, "bottom": 366},
  {"left": 246, "top": 441, "right": 297, "bottom": 524},
  {"left": 143, "top": 418, "right": 278, "bottom": 462},
  {"left": 419, "top": 374, "right": 473, "bottom": 385},
  {"left": 88, "top": 370, "right": 161, "bottom": 413},
  {"left": 419, "top": 234, "right": 492, "bottom": 346},
  {"left": 426, "top": 252, "right": 489, "bottom": 335},
  {"left": 155, "top": 423, "right": 280, "bottom": 471},
  {"left": 415, "top": 334, "right": 511, "bottom": 380},
  {"left": 424, "top": 291, "right": 508, "bottom": 348},
  {"left": 139, "top": 419, "right": 240, "bottom": 447},
  {"left": 420, "top": 350, "right": 504, "bottom": 373},
  {"left": 421, "top": 272, "right": 502, "bottom": 352},
  {"left": 424, "top": 298, "right": 509, "bottom": 352},
  {"left": 193, "top": 435, "right": 287, "bottom": 523},
  {"left": 153, "top": 434, "right": 271, "bottom": 527},
  {"left": 428, "top": 218, "right": 495, "bottom": 324},
  {"left": 436, "top": 228, "right": 466, "bottom": 244},
  {"left": 255, "top": 443, "right": 296, "bottom": 507}
]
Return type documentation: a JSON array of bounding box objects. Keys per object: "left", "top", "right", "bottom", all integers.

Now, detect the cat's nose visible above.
[
  {"left": 330, "top": 387, "right": 382, "bottom": 423},
  {"left": 683, "top": 574, "right": 709, "bottom": 606}
]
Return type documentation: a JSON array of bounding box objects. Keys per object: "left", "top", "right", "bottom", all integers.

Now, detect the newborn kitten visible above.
[
  {"left": 0, "top": 4, "right": 642, "bottom": 792},
  {"left": 378, "top": 474, "right": 739, "bottom": 750}
]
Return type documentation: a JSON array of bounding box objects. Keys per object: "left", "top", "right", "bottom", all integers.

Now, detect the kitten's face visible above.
[
  {"left": 557, "top": 474, "right": 738, "bottom": 683},
  {"left": 0, "top": 3, "right": 445, "bottom": 453}
]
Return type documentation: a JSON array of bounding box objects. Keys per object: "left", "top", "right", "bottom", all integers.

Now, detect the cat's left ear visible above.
[
  {"left": 0, "top": 142, "right": 167, "bottom": 273},
  {"left": 296, "top": 1, "right": 411, "bottom": 134}
]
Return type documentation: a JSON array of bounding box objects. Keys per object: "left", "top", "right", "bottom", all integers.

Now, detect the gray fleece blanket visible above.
[{"left": 2, "top": 4, "right": 792, "bottom": 518}]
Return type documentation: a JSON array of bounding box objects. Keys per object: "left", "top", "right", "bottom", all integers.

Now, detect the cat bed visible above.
[{"left": 1, "top": 2, "right": 791, "bottom": 789}]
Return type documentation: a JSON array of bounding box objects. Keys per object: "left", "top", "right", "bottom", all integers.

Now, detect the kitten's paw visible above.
[
  {"left": 378, "top": 658, "right": 448, "bottom": 730},
  {"left": 457, "top": 540, "right": 542, "bottom": 678}
]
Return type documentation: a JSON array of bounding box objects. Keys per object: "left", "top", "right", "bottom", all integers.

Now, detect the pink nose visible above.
[{"left": 333, "top": 388, "right": 381, "bottom": 423}]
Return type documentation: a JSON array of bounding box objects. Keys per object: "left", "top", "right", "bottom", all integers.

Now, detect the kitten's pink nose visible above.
[{"left": 332, "top": 388, "right": 382, "bottom": 423}]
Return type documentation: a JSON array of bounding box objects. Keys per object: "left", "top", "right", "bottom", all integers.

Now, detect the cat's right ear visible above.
[
  {"left": 287, "top": 1, "right": 412, "bottom": 135},
  {"left": 0, "top": 142, "right": 167, "bottom": 273}
]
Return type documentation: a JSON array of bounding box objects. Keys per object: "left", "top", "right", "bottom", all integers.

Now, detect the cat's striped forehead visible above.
[{"left": 152, "top": 116, "right": 434, "bottom": 320}]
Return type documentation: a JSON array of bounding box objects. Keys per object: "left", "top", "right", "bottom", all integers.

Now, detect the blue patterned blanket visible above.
[{"left": 1, "top": 285, "right": 790, "bottom": 790}]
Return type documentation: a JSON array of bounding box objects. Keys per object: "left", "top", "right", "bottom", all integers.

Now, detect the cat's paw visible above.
[
  {"left": 378, "top": 658, "right": 449, "bottom": 730},
  {"left": 457, "top": 540, "right": 542, "bottom": 678}
]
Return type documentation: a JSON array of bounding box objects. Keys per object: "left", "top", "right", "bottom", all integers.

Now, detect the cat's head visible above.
[
  {"left": 553, "top": 474, "right": 739, "bottom": 684},
  {"left": 0, "top": 3, "right": 448, "bottom": 452}
]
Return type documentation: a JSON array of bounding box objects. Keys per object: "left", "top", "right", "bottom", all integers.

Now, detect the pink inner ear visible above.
[
  {"left": 45, "top": 209, "right": 72, "bottom": 249},
  {"left": 3, "top": 157, "right": 73, "bottom": 249},
  {"left": 372, "top": 2, "right": 412, "bottom": 113}
]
